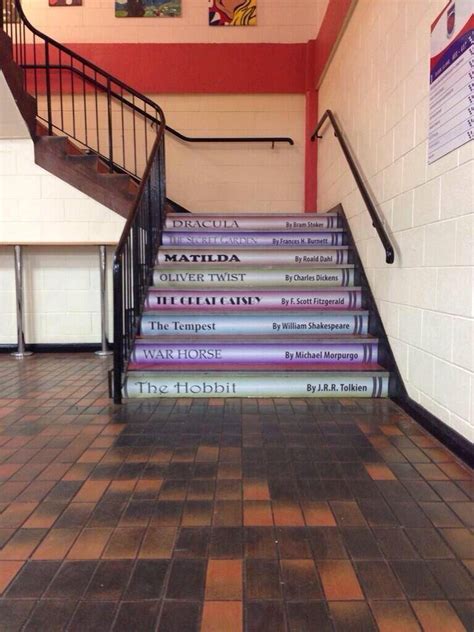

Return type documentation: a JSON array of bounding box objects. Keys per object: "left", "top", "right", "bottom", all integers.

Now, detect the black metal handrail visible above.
[
  {"left": 22, "top": 63, "right": 294, "bottom": 148},
  {"left": 113, "top": 125, "right": 166, "bottom": 404},
  {"left": 311, "top": 110, "right": 394, "bottom": 264}
]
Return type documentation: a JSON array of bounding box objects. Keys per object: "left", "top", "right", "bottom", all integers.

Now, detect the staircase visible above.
[{"left": 123, "top": 210, "right": 392, "bottom": 399}]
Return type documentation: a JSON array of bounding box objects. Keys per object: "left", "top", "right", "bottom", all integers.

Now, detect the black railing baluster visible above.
[
  {"left": 106, "top": 77, "right": 113, "bottom": 171},
  {"left": 59, "top": 49, "right": 64, "bottom": 131},
  {"left": 44, "top": 42, "right": 52, "bottom": 135},
  {"left": 70, "top": 56, "right": 76, "bottom": 139},
  {"left": 83, "top": 62, "right": 88, "bottom": 147}
]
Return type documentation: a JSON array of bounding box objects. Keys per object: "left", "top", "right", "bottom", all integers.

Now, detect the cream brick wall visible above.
[
  {"left": 0, "top": 131, "right": 123, "bottom": 343},
  {"left": 317, "top": 0, "right": 473, "bottom": 441},
  {"left": 36, "top": 92, "right": 306, "bottom": 213},
  {"left": 21, "top": 0, "right": 328, "bottom": 44}
]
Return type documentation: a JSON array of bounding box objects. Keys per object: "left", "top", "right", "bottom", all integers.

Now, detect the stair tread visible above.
[
  {"left": 128, "top": 363, "right": 386, "bottom": 372},
  {"left": 128, "top": 368, "right": 389, "bottom": 375},
  {"left": 147, "top": 287, "right": 364, "bottom": 292},
  {"left": 164, "top": 227, "right": 345, "bottom": 233},
  {"left": 166, "top": 212, "right": 340, "bottom": 219},
  {"left": 154, "top": 264, "right": 355, "bottom": 270},
  {"left": 141, "top": 309, "right": 369, "bottom": 316},
  {"left": 158, "top": 246, "right": 351, "bottom": 251},
  {"left": 136, "top": 334, "right": 378, "bottom": 343}
]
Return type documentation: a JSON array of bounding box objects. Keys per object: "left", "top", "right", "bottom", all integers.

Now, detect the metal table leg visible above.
[
  {"left": 95, "top": 244, "right": 113, "bottom": 357},
  {"left": 11, "top": 245, "right": 33, "bottom": 359}
]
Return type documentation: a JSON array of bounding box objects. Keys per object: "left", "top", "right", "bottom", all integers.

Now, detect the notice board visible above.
[{"left": 428, "top": 0, "right": 474, "bottom": 163}]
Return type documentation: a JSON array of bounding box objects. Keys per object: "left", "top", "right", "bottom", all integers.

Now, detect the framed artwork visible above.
[
  {"left": 49, "top": 0, "right": 83, "bottom": 5},
  {"left": 209, "top": 0, "right": 256, "bottom": 26},
  {"left": 2, "top": 0, "right": 20, "bottom": 22},
  {"left": 115, "top": 0, "right": 181, "bottom": 17}
]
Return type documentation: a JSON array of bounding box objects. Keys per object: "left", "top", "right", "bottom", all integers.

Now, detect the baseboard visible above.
[
  {"left": 394, "top": 395, "right": 473, "bottom": 468},
  {"left": 0, "top": 343, "right": 112, "bottom": 353}
]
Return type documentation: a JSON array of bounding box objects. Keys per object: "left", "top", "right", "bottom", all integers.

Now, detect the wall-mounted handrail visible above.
[
  {"left": 311, "top": 110, "right": 394, "bottom": 264},
  {"left": 21, "top": 64, "right": 294, "bottom": 147}
]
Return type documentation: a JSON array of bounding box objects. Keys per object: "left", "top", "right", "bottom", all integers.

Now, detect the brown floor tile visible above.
[
  {"left": 370, "top": 601, "right": 421, "bottom": 632},
  {"left": 67, "top": 527, "right": 112, "bottom": 559},
  {"left": 365, "top": 464, "right": 396, "bottom": 480},
  {"left": 102, "top": 526, "right": 144, "bottom": 559},
  {"left": 201, "top": 601, "right": 242, "bottom": 632},
  {"left": 187, "top": 479, "right": 215, "bottom": 500},
  {"left": 276, "top": 527, "right": 312, "bottom": 559},
  {"left": 411, "top": 600, "right": 466, "bottom": 632},
  {"left": 216, "top": 480, "right": 242, "bottom": 500},
  {"left": 450, "top": 502, "right": 474, "bottom": 527},
  {"left": 301, "top": 501, "right": 337, "bottom": 526},
  {"left": 5, "top": 560, "right": 60, "bottom": 597},
  {"left": 139, "top": 526, "right": 177, "bottom": 558},
  {"left": 213, "top": 500, "right": 242, "bottom": 526},
  {"left": 452, "top": 600, "right": 474, "bottom": 631},
  {"left": 427, "top": 559, "right": 474, "bottom": 598},
  {"left": 32, "top": 527, "right": 79, "bottom": 560},
  {"left": 73, "top": 479, "right": 110, "bottom": 503},
  {"left": 329, "top": 601, "right": 377, "bottom": 631},
  {"left": 341, "top": 527, "right": 383, "bottom": 560},
  {"left": 420, "top": 501, "right": 464, "bottom": 527},
  {"left": 112, "top": 600, "right": 160, "bottom": 631},
  {"left": 244, "top": 501, "right": 273, "bottom": 526},
  {"left": 0, "top": 502, "right": 38, "bottom": 529},
  {"left": 151, "top": 501, "right": 183, "bottom": 526},
  {"left": 272, "top": 501, "right": 305, "bottom": 526},
  {"left": 174, "top": 528, "right": 210, "bottom": 558},
  {"left": 318, "top": 560, "right": 364, "bottom": 600},
  {"left": 438, "top": 462, "right": 472, "bottom": 480},
  {"left": 372, "top": 527, "right": 419, "bottom": 559},
  {"left": 330, "top": 501, "right": 367, "bottom": 526},
  {"left": 182, "top": 500, "right": 213, "bottom": 526},
  {"left": 44, "top": 560, "right": 97, "bottom": 598},
  {"left": 440, "top": 528, "right": 474, "bottom": 559},
  {"left": 0, "top": 560, "right": 23, "bottom": 594},
  {"left": 0, "top": 598, "right": 36, "bottom": 630},
  {"left": 309, "top": 527, "right": 348, "bottom": 560},
  {"left": 124, "top": 559, "right": 168, "bottom": 599},
  {"left": 205, "top": 559, "right": 242, "bottom": 600},
  {"left": 243, "top": 478, "right": 270, "bottom": 500}
]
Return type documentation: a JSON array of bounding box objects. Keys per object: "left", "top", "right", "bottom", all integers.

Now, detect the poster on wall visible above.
[
  {"left": 209, "top": 0, "right": 256, "bottom": 26},
  {"left": 49, "top": 0, "right": 82, "bottom": 5},
  {"left": 115, "top": 0, "right": 181, "bottom": 17},
  {"left": 428, "top": 0, "right": 474, "bottom": 163}
]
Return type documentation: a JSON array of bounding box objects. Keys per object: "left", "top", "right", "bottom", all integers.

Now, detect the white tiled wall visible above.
[
  {"left": 0, "top": 136, "right": 124, "bottom": 344},
  {"left": 317, "top": 0, "right": 473, "bottom": 441},
  {"left": 21, "top": 0, "right": 328, "bottom": 43}
]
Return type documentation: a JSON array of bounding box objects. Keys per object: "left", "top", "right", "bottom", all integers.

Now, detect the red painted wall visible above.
[{"left": 64, "top": 43, "right": 307, "bottom": 94}]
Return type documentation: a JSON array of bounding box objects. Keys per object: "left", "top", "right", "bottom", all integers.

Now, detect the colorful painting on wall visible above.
[
  {"left": 115, "top": 0, "right": 181, "bottom": 17},
  {"left": 49, "top": 0, "right": 83, "bottom": 5},
  {"left": 209, "top": 0, "right": 256, "bottom": 26}
]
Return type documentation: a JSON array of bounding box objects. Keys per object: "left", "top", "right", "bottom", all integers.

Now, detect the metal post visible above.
[
  {"left": 95, "top": 245, "right": 113, "bottom": 357},
  {"left": 11, "top": 245, "right": 32, "bottom": 359}
]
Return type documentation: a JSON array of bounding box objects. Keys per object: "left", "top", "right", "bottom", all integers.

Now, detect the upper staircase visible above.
[{"left": 124, "top": 210, "right": 392, "bottom": 399}]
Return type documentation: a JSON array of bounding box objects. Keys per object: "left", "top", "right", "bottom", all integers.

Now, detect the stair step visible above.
[
  {"left": 165, "top": 212, "right": 342, "bottom": 230},
  {"left": 157, "top": 248, "right": 351, "bottom": 266},
  {"left": 140, "top": 312, "right": 369, "bottom": 336},
  {"left": 130, "top": 338, "right": 379, "bottom": 369},
  {"left": 153, "top": 266, "right": 356, "bottom": 288},
  {"left": 162, "top": 230, "right": 346, "bottom": 247},
  {"left": 123, "top": 371, "right": 390, "bottom": 398},
  {"left": 144, "top": 288, "right": 364, "bottom": 311}
]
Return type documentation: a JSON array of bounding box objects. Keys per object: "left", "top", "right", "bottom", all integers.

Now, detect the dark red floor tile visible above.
[
  {"left": 372, "top": 527, "right": 419, "bottom": 559},
  {"left": 205, "top": 559, "right": 242, "bottom": 600},
  {"left": 245, "top": 559, "right": 281, "bottom": 599},
  {"left": 0, "top": 560, "right": 24, "bottom": 595},
  {"left": 439, "top": 528, "right": 474, "bottom": 558},
  {"left": 209, "top": 527, "right": 243, "bottom": 559},
  {"left": 405, "top": 528, "right": 456, "bottom": 559},
  {"left": 174, "top": 527, "right": 210, "bottom": 558},
  {"left": 5, "top": 560, "right": 60, "bottom": 598},
  {"left": 390, "top": 561, "right": 444, "bottom": 599},
  {"left": 112, "top": 600, "right": 160, "bottom": 632},
  {"left": 427, "top": 559, "right": 474, "bottom": 598},
  {"left": 85, "top": 560, "right": 134, "bottom": 600},
  {"left": 125, "top": 560, "right": 169, "bottom": 599},
  {"left": 451, "top": 600, "right": 474, "bottom": 631},
  {"left": 139, "top": 526, "right": 177, "bottom": 559},
  {"left": 308, "top": 527, "right": 348, "bottom": 560},
  {"left": 286, "top": 601, "right": 333, "bottom": 632},
  {"left": 355, "top": 560, "right": 404, "bottom": 599},
  {"left": 68, "top": 600, "right": 117, "bottom": 632},
  {"left": 0, "top": 599, "right": 36, "bottom": 632},
  {"left": 0, "top": 528, "right": 46, "bottom": 560},
  {"left": 157, "top": 601, "right": 201, "bottom": 632},
  {"left": 340, "top": 527, "right": 383, "bottom": 560},
  {"left": 280, "top": 559, "right": 323, "bottom": 600},
  {"left": 244, "top": 527, "right": 278, "bottom": 559},
  {"left": 44, "top": 560, "right": 97, "bottom": 598},
  {"left": 166, "top": 559, "right": 207, "bottom": 600},
  {"left": 245, "top": 601, "right": 286, "bottom": 632},
  {"left": 23, "top": 598, "right": 77, "bottom": 632}
]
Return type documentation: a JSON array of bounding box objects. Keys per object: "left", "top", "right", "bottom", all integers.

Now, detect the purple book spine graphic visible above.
[
  {"left": 144, "top": 290, "right": 362, "bottom": 311},
  {"left": 165, "top": 214, "right": 342, "bottom": 230},
  {"left": 131, "top": 342, "right": 378, "bottom": 366},
  {"left": 162, "top": 231, "right": 345, "bottom": 247}
]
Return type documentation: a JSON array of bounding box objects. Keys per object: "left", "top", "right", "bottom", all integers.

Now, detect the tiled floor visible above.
[{"left": 0, "top": 353, "right": 472, "bottom": 631}]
